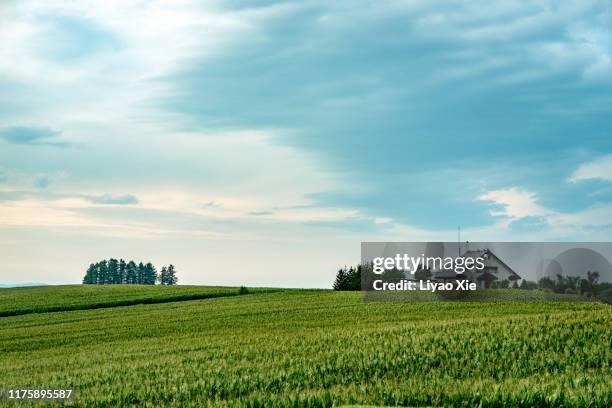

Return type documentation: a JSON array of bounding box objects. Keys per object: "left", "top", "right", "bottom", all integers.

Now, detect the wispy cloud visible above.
[
  {"left": 0, "top": 126, "right": 67, "bottom": 147},
  {"left": 85, "top": 194, "right": 138, "bottom": 205},
  {"left": 569, "top": 154, "right": 612, "bottom": 183},
  {"left": 0, "top": 0, "right": 611, "bottom": 285},
  {"left": 479, "top": 187, "right": 549, "bottom": 220}
]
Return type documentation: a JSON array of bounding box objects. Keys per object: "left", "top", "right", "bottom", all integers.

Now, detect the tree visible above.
[
  {"left": 538, "top": 276, "right": 555, "bottom": 291},
  {"left": 137, "top": 262, "right": 145, "bottom": 284},
  {"left": 126, "top": 261, "right": 138, "bottom": 284},
  {"left": 566, "top": 276, "right": 581, "bottom": 291},
  {"left": 333, "top": 265, "right": 361, "bottom": 291},
  {"left": 382, "top": 267, "right": 405, "bottom": 283},
  {"left": 158, "top": 265, "right": 178, "bottom": 285},
  {"left": 158, "top": 266, "right": 167, "bottom": 285},
  {"left": 512, "top": 280, "right": 519, "bottom": 289},
  {"left": 142, "top": 262, "right": 157, "bottom": 285},
  {"left": 333, "top": 267, "right": 348, "bottom": 290},
  {"left": 82, "top": 259, "right": 176, "bottom": 285},
  {"left": 83, "top": 263, "right": 97, "bottom": 284},
  {"left": 98, "top": 260, "right": 109, "bottom": 284},
  {"left": 166, "top": 264, "right": 178, "bottom": 285},
  {"left": 108, "top": 258, "right": 119, "bottom": 284},
  {"left": 519, "top": 279, "right": 528, "bottom": 289},
  {"left": 119, "top": 259, "right": 127, "bottom": 284},
  {"left": 587, "top": 271, "right": 600, "bottom": 291}
]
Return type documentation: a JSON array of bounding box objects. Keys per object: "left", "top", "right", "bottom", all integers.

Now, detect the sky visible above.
[{"left": 0, "top": 0, "right": 611, "bottom": 287}]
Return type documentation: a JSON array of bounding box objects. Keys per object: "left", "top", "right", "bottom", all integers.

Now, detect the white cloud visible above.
[
  {"left": 479, "top": 187, "right": 549, "bottom": 219},
  {"left": 569, "top": 154, "right": 612, "bottom": 183}
]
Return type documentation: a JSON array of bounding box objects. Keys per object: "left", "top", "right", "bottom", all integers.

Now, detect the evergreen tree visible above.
[
  {"left": 108, "top": 258, "right": 119, "bottom": 284},
  {"left": 333, "top": 266, "right": 361, "bottom": 290},
  {"left": 83, "top": 263, "right": 96, "bottom": 284},
  {"left": 137, "top": 262, "right": 145, "bottom": 284},
  {"left": 98, "top": 260, "right": 109, "bottom": 284},
  {"left": 333, "top": 267, "right": 347, "bottom": 290},
  {"left": 166, "top": 264, "right": 178, "bottom": 285},
  {"left": 119, "top": 259, "right": 127, "bottom": 284},
  {"left": 143, "top": 262, "right": 157, "bottom": 285},
  {"left": 82, "top": 259, "right": 175, "bottom": 285},
  {"left": 126, "top": 261, "right": 138, "bottom": 284},
  {"left": 158, "top": 266, "right": 168, "bottom": 285}
]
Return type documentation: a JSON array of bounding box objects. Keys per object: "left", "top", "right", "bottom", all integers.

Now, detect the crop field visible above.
[
  {"left": 0, "top": 288, "right": 610, "bottom": 407},
  {"left": 0, "top": 285, "right": 276, "bottom": 317}
]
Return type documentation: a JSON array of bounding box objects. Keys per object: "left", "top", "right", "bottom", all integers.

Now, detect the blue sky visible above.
[{"left": 0, "top": 0, "right": 611, "bottom": 286}]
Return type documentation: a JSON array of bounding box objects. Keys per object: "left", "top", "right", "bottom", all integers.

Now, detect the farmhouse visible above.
[{"left": 433, "top": 249, "right": 521, "bottom": 288}]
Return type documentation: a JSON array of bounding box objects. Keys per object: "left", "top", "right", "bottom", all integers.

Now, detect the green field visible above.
[
  {"left": 0, "top": 287, "right": 610, "bottom": 407},
  {"left": 0, "top": 285, "right": 276, "bottom": 317}
]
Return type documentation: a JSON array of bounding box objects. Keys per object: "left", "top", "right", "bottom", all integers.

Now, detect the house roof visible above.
[{"left": 461, "top": 248, "right": 521, "bottom": 280}]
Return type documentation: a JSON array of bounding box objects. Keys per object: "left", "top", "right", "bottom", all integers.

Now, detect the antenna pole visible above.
[{"left": 458, "top": 226, "right": 461, "bottom": 256}]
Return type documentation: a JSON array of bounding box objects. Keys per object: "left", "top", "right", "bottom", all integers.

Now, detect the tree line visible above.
[
  {"left": 333, "top": 265, "right": 611, "bottom": 301},
  {"left": 83, "top": 259, "right": 178, "bottom": 285}
]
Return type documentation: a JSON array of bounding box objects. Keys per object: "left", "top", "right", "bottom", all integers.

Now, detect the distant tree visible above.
[
  {"left": 82, "top": 259, "right": 175, "bottom": 285},
  {"left": 158, "top": 266, "right": 167, "bottom": 285},
  {"left": 137, "top": 262, "right": 145, "bottom": 284},
  {"left": 158, "top": 265, "right": 178, "bottom": 285},
  {"left": 333, "top": 267, "right": 348, "bottom": 290},
  {"left": 512, "top": 280, "right": 519, "bottom": 289},
  {"left": 579, "top": 278, "right": 590, "bottom": 295},
  {"left": 83, "top": 263, "right": 96, "bottom": 284},
  {"left": 333, "top": 265, "right": 361, "bottom": 291},
  {"left": 519, "top": 279, "right": 528, "bottom": 290},
  {"left": 126, "top": 261, "right": 138, "bottom": 284},
  {"left": 98, "top": 260, "right": 109, "bottom": 284},
  {"left": 108, "top": 258, "right": 119, "bottom": 284},
  {"left": 119, "top": 259, "right": 127, "bottom": 284},
  {"left": 587, "top": 271, "right": 600, "bottom": 291},
  {"left": 499, "top": 280, "right": 509, "bottom": 289},
  {"left": 143, "top": 262, "right": 157, "bottom": 285},
  {"left": 383, "top": 267, "right": 405, "bottom": 283},
  {"left": 538, "top": 277, "right": 555, "bottom": 291},
  {"left": 566, "top": 276, "right": 581, "bottom": 291},
  {"left": 166, "top": 264, "right": 178, "bottom": 285}
]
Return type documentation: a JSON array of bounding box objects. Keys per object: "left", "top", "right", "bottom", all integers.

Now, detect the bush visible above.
[{"left": 239, "top": 286, "right": 249, "bottom": 295}]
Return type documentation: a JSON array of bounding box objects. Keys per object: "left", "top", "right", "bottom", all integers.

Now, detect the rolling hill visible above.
[{"left": 0, "top": 286, "right": 610, "bottom": 407}]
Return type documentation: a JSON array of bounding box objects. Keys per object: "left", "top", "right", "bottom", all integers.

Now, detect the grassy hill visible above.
[
  {"left": 0, "top": 287, "right": 610, "bottom": 407},
  {"left": 0, "top": 284, "right": 277, "bottom": 317}
]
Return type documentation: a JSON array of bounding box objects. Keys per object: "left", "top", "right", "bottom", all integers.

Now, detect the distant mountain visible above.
[{"left": 0, "top": 283, "right": 48, "bottom": 288}]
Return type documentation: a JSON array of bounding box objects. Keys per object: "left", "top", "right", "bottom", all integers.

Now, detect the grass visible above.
[
  {"left": 0, "top": 288, "right": 610, "bottom": 407},
  {"left": 0, "top": 284, "right": 277, "bottom": 317}
]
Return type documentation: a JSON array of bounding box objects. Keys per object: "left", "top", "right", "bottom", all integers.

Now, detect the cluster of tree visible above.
[
  {"left": 533, "top": 271, "right": 610, "bottom": 296},
  {"left": 333, "top": 264, "right": 410, "bottom": 291},
  {"left": 82, "top": 259, "right": 178, "bottom": 285}
]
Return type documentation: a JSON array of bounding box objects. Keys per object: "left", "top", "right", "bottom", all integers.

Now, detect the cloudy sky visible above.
[{"left": 1, "top": 0, "right": 611, "bottom": 286}]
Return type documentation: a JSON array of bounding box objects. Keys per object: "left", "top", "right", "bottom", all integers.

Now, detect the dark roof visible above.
[{"left": 461, "top": 248, "right": 521, "bottom": 280}]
